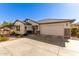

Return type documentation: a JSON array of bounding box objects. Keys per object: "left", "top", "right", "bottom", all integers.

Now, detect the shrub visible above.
[
  {"left": 10, "top": 31, "right": 19, "bottom": 36},
  {"left": 0, "top": 36, "right": 9, "bottom": 42},
  {"left": 77, "top": 32, "right": 79, "bottom": 38},
  {"left": 10, "top": 31, "right": 16, "bottom": 35},
  {"left": 10, "top": 31, "right": 23, "bottom": 37},
  {"left": 71, "top": 28, "right": 78, "bottom": 36}
]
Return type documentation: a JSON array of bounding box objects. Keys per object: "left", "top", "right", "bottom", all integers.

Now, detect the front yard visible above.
[{"left": 0, "top": 35, "right": 79, "bottom": 56}]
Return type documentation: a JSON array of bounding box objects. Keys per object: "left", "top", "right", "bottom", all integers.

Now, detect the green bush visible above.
[
  {"left": 0, "top": 36, "right": 9, "bottom": 42},
  {"left": 10, "top": 31, "right": 16, "bottom": 35},
  {"left": 11, "top": 31, "right": 23, "bottom": 37},
  {"left": 71, "top": 28, "right": 78, "bottom": 36},
  {"left": 10, "top": 31, "right": 18, "bottom": 36}
]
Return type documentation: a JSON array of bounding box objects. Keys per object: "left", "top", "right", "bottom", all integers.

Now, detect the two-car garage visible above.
[
  {"left": 39, "top": 23, "right": 64, "bottom": 36},
  {"left": 39, "top": 19, "right": 74, "bottom": 39}
]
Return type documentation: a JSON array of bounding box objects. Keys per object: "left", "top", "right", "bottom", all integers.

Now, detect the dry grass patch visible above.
[{"left": 0, "top": 35, "right": 9, "bottom": 42}]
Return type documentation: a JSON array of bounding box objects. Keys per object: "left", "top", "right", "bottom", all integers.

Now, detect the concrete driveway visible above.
[{"left": 0, "top": 37, "right": 79, "bottom": 56}]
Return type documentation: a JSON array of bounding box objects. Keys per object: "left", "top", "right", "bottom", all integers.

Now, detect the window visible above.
[{"left": 16, "top": 25, "right": 20, "bottom": 31}]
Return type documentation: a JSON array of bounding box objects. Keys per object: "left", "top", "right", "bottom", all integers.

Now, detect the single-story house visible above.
[
  {"left": 13, "top": 18, "right": 75, "bottom": 38},
  {"left": 13, "top": 19, "right": 39, "bottom": 35}
]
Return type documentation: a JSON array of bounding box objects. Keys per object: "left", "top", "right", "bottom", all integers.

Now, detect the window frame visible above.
[{"left": 16, "top": 25, "right": 20, "bottom": 31}]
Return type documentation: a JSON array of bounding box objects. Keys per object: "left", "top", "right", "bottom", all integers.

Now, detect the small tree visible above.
[{"left": 1, "top": 21, "right": 13, "bottom": 28}]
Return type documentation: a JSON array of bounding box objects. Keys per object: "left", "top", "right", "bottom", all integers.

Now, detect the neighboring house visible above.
[
  {"left": 14, "top": 18, "right": 75, "bottom": 38},
  {"left": 0, "top": 27, "right": 11, "bottom": 36},
  {"left": 0, "top": 24, "right": 14, "bottom": 36},
  {"left": 71, "top": 23, "right": 79, "bottom": 29}
]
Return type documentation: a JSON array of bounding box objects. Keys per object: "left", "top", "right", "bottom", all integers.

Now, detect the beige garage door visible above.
[{"left": 40, "top": 23, "right": 64, "bottom": 36}]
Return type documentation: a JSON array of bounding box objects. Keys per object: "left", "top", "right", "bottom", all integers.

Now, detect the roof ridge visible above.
[{"left": 24, "top": 18, "right": 38, "bottom": 24}]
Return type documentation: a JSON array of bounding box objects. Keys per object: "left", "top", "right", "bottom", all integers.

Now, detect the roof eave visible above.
[
  {"left": 39, "top": 19, "right": 76, "bottom": 24},
  {"left": 69, "top": 19, "right": 75, "bottom": 23}
]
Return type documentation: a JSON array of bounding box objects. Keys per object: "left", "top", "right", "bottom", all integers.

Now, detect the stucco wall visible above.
[
  {"left": 39, "top": 22, "right": 71, "bottom": 36},
  {"left": 27, "top": 25, "right": 33, "bottom": 31},
  {"left": 14, "top": 21, "right": 25, "bottom": 34}
]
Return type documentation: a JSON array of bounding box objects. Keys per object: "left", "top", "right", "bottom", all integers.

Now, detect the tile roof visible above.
[
  {"left": 14, "top": 19, "right": 32, "bottom": 25},
  {"left": 14, "top": 18, "right": 75, "bottom": 25},
  {"left": 38, "top": 18, "right": 75, "bottom": 24}
]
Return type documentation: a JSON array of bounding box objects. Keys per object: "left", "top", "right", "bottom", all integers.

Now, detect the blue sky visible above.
[{"left": 0, "top": 3, "right": 79, "bottom": 23}]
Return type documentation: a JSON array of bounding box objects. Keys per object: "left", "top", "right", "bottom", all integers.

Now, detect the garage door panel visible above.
[{"left": 40, "top": 24, "right": 64, "bottom": 36}]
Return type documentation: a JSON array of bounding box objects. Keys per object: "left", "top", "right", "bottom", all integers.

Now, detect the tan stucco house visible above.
[
  {"left": 14, "top": 18, "right": 75, "bottom": 38},
  {"left": 14, "top": 19, "right": 39, "bottom": 35}
]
